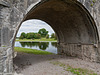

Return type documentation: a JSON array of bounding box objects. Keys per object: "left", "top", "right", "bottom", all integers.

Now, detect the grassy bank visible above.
[
  {"left": 14, "top": 47, "right": 53, "bottom": 55},
  {"left": 16, "top": 38, "right": 57, "bottom": 42}
]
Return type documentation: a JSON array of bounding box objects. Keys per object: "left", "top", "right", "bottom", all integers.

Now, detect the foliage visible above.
[
  {"left": 19, "top": 28, "right": 50, "bottom": 39},
  {"left": 18, "top": 28, "right": 58, "bottom": 40},
  {"left": 90, "top": 0, "right": 96, "bottom": 7},
  {"left": 26, "top": 33, "right": 34, "bottom": 39},
  {"left": 46, "top": 34, "right": 49, "bottom": 39},
  {"left": 38, "top": 28, "right": 48, "bottom": 37},
  {"left": 51, "top": 33, "right": 57, "bottom": 40},
  {"left": 34, "top": 33, "right": 41, "bottom": 39},
  {"left": 14, "top": 47, "right": 53, "bottom": 55},
  {"left": 16, "top": 38, "right": 57, "bottom": 42},
  {"left": 19, "top": 32, "right": 26, "bottom": 39},
  {"left": 19, "top": 32, "right": 41, "bottom": 39}
]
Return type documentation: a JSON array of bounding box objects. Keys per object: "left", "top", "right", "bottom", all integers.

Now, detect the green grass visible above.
[
  {"left": 67, "top": 66, "right": 97, "bottom": 75},
  {"left": 50, "top": 61, "right": 98, "bottom": 75},
  {"left": 14, "top": 47, "right": 54, "bottom": 55},
  {"left": 16, "top": 38, "right": 57, "bottom": 42}
]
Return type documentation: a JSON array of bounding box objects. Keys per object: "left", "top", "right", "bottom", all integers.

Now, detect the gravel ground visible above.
[{"left": 13, "top": 52, "right": 100, "bottom": 75}]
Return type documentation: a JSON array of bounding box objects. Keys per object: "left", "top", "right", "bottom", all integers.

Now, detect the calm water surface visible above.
[{"left": 15, "top": 42, "right": 57, "bottom": 54}]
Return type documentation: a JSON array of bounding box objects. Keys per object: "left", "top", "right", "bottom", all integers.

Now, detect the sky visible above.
[{"left": 17, "top": 19, "right": 55, "bottom": 37}]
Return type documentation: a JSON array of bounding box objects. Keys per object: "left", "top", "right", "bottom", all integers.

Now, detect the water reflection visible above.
[
  {"left": 20, "top": 42, "right": 49, "bottom": 50},
  {"left": 20, "top": 42, "right": 39, "bottom": 48},
  {"left": 15, "top": 42, "right": 57, "bottom": 54},
  {"left": 38, "top": 42, "right": 49, "bottom": 50},
  {"left": 51, "top": 42, "right": 57, "bottom": 48}
]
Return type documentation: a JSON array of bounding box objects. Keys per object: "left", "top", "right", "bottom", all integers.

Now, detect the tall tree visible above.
[{"left": 38, "top": 28, "right": 48, "bottom": 37}]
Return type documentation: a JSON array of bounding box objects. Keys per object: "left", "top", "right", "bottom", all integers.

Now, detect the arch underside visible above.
[{"left": 23, "top": 0, "right": 99, "bottom": 61}]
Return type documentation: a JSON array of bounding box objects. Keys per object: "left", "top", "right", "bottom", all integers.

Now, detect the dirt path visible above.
[{"left": 13, "top": 52, "right": 100, "bottom": 75}]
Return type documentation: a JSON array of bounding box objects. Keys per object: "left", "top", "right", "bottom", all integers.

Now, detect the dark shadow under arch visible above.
[{"left": 22, "top": 0, "right": 98, "bottom": 44}]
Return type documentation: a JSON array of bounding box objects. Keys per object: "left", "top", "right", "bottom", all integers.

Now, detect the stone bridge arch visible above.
[
  {"left": 14, "top": 0, "right": 99, "bottom": 59},
  {"left": 0, "top": 0, "right": 100, "bottom": 74}
]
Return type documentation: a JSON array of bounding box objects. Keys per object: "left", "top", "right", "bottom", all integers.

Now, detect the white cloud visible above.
[{"left": 17, "top": 19, "right": 55, "bottom": 37}]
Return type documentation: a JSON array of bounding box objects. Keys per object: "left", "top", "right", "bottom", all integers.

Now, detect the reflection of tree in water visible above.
[
  {"left": 20, "top": 42, "right": 39, "bottom": 47},
  {"left": 20, "top": 42, "right": 26, "bottom": 47},
  {"left": 38, "top": 42, "right": 49, "bottom": 50},
  {"left": 20, "top": 42, "right": 49, "bottom": 50},
  {"left": 51, "top": 42, "right": 57, "bottom": 48}
]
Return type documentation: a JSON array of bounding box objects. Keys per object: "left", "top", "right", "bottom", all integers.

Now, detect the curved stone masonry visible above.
[{"left": 0, "top": 0, "right": 100, "bottom": 74}]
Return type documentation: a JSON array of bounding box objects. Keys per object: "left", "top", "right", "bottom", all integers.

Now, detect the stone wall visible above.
[
  {"left": 78, "top": 0, "right": 100, "bottom": 40},
  {"left": 0, "top": 0, "right": 41, "bottom": 74},
  {"left": 0, "top": 0, "right": 100, "bottom": 74},
  {"left": 58, "top": 43, "right": 99, "bottom": 62}
]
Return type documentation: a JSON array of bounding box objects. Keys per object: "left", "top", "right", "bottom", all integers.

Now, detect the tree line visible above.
[{"left": 19, "top": 28, "right": 57, "bottom": 40}]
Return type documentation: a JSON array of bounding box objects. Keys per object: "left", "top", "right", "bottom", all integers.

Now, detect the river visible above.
[{"left": 15, "top": 41, "right": 57, "bottom": 54}]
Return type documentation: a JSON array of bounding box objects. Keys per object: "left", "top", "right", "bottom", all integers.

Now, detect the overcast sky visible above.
[{"left": 17, "top": 19, "right": 55, "bottom": 37}]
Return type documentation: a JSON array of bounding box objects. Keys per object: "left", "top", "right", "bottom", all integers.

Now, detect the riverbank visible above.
[
  {"left": 14, "top": 52, "right": 100, "bottom": 75},
  {"left": 14, "top": 47, "right": 53, "bottom": 55},
  {"left": 16, "top": 38, "right": 57, "bottom": 42}
]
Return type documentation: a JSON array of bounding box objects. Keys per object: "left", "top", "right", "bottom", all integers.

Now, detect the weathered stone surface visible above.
[
  {"left": 0, "top": 0, "right": 11, "bottom": 7},
  {"left": 63, "top": 44, "right": 97, "bottom": 61},
  {"left": 1, "top": 27, "right": 10, "bottom": 46},
  {"left": 0, "top": 0, "right": 100, "bottom": 74},
  {"left": 0, "top": 29, "right": 1, "bottom": 47}
]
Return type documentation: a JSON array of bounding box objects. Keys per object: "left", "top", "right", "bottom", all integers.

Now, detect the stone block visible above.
[
  {"left": 0, "top": 29, "right": 1, "bottom": 47},
  {"left": 1, "top": 27, "right": 10, "bottom": 46},
  {"left": 0, "top": 63, "right": 3, "bottom": 73},
  {"left": 0, "top": 0, "right": 11, "bottom": 7}
]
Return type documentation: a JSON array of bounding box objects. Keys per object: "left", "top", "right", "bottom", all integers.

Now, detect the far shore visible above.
[
  {"left": 16, "top": 41, "right": 57, "bottom": 42},
  {"left": 16, "top": 38, "right": 57, "bottom": 42}
]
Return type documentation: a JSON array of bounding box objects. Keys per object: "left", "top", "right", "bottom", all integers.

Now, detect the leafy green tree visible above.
[
  {"left": 19, "top": 36, "right": 24, "bottom": 39},
  {"left": 38, "top": 28, "right": 48, "bottom": 37},
  {"left": 26, "top": 33, "right": 34, "bottom": 39},
  {"left": 26, "top": 33, "right": 31, "bottom": 39},
  {"left": 19, "top": 32, "right": 26, "bottom": 39},
  {"left": 30, "top": 33, "right": 35, "bottom": 39},
  {"left": 19, "top": 29, "right": 49, "bottom": 39},
  {"left": 34, "top": 33, "right": 41, "bottom": 39}
]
